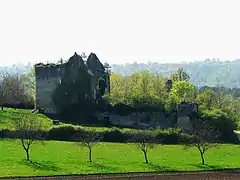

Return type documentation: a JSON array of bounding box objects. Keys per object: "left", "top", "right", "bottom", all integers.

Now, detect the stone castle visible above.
[
  {"left": 34, "top": 52, "right": 110, "bottom": 114},
  {"left": 34, "top": 53, "right": 198, "bottom": 131}
]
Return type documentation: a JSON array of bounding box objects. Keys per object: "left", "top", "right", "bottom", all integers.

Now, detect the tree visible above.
[
  {"left": 73, "top": 128, "right": 102, "bottom": 162},
  {"left": 0, "top": 72, "right": 10, "bottom": 110},
  {"left": 21, "top": 69, "right": 35, "bottom": 103},
  {"left": 12, "top": 114, "right": 45, "bottom": 161},
  {"left": 129, "top": 130, "right": 156, "bottom": 164},
  {"left": 195, "top": 89, "right": 216, "bottom": 110},
  {"left": 170, "top": 80, "right": 195, "bottom": 103},
  {"left": 2, "top": 75, "right": 27, "bottom": 107},
  {"left": 171, "top": 68, "right": 190, "bottom": 82},
  {"left": 184, "top": 116, "right": 220, "bottom": 165}
]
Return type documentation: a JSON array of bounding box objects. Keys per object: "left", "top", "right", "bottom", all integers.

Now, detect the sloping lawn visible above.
[
  {"left": 0, "top": 108, "right": 135, "bottom": 132},
  {"left": 0, "top": 108, "right": 53, "bottom": 129},
  {"left": 0, "top": 139, "right": 239, "bottom": 177}
]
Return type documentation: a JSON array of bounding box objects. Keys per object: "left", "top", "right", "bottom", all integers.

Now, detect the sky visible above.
[{"left": 0, "top": 0, "right": 240, "bottom": 66}]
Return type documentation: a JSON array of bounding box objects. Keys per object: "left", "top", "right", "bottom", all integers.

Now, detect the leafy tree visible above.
[
  {"left": 195, "top": 89, "right": 216, "bottom": 110},
  {"left": 202, "top": 108, "right": 238, "bottom": 143},
  {"left": 170, "top": 81, "right": 195, "bottom": 103}
]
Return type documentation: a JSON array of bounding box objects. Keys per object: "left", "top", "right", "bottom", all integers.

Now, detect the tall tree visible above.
[{"left": 170, "top": 80, "right": 195, "bottom": 103}]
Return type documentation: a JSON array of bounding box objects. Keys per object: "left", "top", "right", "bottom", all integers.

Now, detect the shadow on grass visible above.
[
  {"left": 20, "top": 160, "right": 61, "bottom": 172},
  {"left": 148, "top": 163, "right": 174, "bottom": 171},
  {"left": 188, "top": 163, "right": 223, "bottom": 170},
  {"left": 87, "top": 162, "right": 119, "bottom": 172}
]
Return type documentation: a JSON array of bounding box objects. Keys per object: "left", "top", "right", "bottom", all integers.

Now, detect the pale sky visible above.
[{"left": 0, "top": 0, "right": 240, "bottom": 66}]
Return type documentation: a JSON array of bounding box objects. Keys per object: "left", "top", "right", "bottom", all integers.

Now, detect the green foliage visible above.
[
  {"left": 201, "top": 108, "right": 238, "bottom": 143},
  {"left": 48, "top": 125, "right": 82, "bottom": 141},
  {"left": 195, "top": 89, "right": 216, "bottom": 110},
  {"left": 170, "top": 68, "right": 190, "bottom": 81},
  {"left": 108, "top": 71, "right": 167, "bottom": 106},
  {"left": 170, "top": 80, "right": 195, "bottom": 103}
]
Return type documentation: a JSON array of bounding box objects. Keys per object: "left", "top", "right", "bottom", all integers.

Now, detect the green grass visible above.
[
  {"left": 0, "top": 139, "right": 240, "bottom": 177},
  {"left": 0, "top": 108, "right": 53, "bottom": 130},
  {"left": 0, "top": 108, "right": 135, "bottom": 132}
]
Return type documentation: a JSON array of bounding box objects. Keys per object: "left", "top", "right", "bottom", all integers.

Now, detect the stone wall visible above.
[
  {"left": 94, "top": 111, "right": 171, "bottom": 129},
  {"left": 35, "top": 66, "right": 59, "bottom": 113},
  {"left": 176, "top": 102, "right": 198, "bottom": 132}
]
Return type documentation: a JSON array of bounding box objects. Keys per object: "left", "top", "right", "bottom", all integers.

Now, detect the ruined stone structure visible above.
[
  {"left": 176, "top": 102, "right": 198, "bottom": 132},
  {"left": 34, "top": 52, "right": 110, "bottom": 114}
]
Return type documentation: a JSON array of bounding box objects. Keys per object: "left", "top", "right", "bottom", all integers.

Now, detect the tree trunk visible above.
[
  {"left": 25, "top": 148, "right": 30, "bottom": 161},
  {"left": 200, "top": 152, "right": 205, "bottom": 165},
  {"left": 1, "top": 105, "right": 3, "bottom": 111},
  {"left": 89, "top": 148, "right": 92, "bottom": 163},
  {"left": 143, "top": 151, "right": 149, "bottom": 164}
]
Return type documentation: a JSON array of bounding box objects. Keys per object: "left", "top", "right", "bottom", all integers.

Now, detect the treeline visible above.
[
  {"left": 0, "top": 71, "right": 35, "bottom": 109},
  {"left": 106, "top": 69, "right": 240, "bottom": 142},
  {"left": 111, "top": 59, "right": 240, "bottom": 88}
]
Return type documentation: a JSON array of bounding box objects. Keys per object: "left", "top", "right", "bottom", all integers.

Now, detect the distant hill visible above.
[
  {"left": 111, "top": 59, "right": 240, "bottom": 88},
  {"left": 1, "top": 59, "right": 240, "bottom": 88}
]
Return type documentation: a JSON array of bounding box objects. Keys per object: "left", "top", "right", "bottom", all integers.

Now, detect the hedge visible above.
[{"left": 0, "top": 126, "right": 194, "bottom": 144}]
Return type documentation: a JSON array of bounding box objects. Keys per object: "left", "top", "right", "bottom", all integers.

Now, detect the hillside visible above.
[{"left": 2, "top": 59, "right": 240, "bottom": 88}]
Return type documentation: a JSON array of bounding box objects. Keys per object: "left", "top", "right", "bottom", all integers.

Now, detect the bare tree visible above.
[
  {"left": 184, "top": 115, "right": 220, "bottom": 165},
  {"left": 12, "top": 114, "right": 45, "bottom": 161},
  {"left": 0, "top": 72, "right": 10, "bottom": 110},
  {"left": 129, "top": 130, "right": 157, "bottom": 164},
  {"left": 73, "top": 128, "right": 102, "bottom": 163},
  {"left": 0, "top": 74, "right": 27, "bottom": 108},
  {"left": 7, "top": 75, "right": 26, "bottom": 106}
]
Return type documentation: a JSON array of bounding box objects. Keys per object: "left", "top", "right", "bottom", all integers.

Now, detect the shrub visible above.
[
  {"left": 47, "top": 125, "right": 77, "bottom": 141},
  {"left": 155, "top": 128, "right": 182, "bottom": 144},
  {"left": 103, "top": 127, "right": 131, "bottom": 142},
  {"left": 202, "top": 109, "right": 239, "bottom": 143}
]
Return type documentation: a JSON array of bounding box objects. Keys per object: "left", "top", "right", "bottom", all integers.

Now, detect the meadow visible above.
[
  {"left": 0, "top": 108, "right": 240, "bottom": 178},
  {"left": 0, "top": 140, "right": 240, "bottom": 177}
]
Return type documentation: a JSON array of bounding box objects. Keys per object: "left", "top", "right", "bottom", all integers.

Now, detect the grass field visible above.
[
  {"left": 0, "top": 108, "right": 132, "bottom": 132},
  {"left": 0, "top": 139, "right": 240, "bottom": 177}
]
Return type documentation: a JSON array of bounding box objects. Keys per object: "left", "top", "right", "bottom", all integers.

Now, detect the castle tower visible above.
[
  {"left": 34, "top": 63, "right": 59, "bottom": 113},
  {"left": 34, "top": 52, "right": 108, "bottom": 114}
]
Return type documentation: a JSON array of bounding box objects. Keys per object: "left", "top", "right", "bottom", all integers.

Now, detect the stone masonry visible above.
[{"left": 34, "top": 52, "right": 110, "bottom": 114}]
